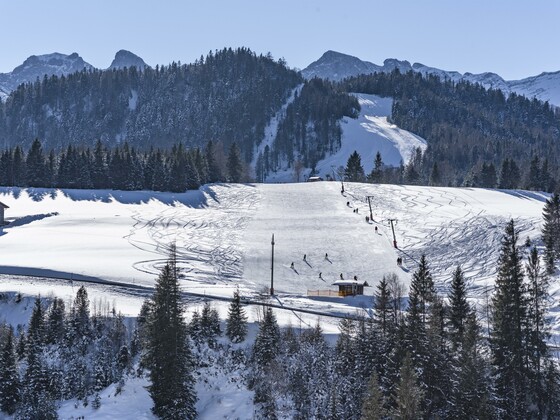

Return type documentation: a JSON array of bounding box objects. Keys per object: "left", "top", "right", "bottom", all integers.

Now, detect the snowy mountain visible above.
[
  {"left": 109, "top": 49, "right": 149, "bottom": 70},
  {"left": 0, "top": 50, "right": 149, "bottom": 100},
  {"left": 509, "top": 70, "right": 560, "bottom": 107},
  {"left": 0, "top": 52, "right": 94, "bottom": 99},
  {"left": 303, "top": 50, "right": 560, "bottom": 106}
]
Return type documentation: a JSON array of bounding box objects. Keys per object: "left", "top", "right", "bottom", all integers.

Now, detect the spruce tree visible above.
[
  {"left": 226, "top": 142, "right": 243, "bottom": 183},
  {"left": 0, "top": 327, "right": 20, "bottom": 415},
  {"left": 451, "top": 311, "right": 492, "bottom": 419},
  {"left": 252, "top": 307, "right": 280, "bottom": 368},
  {"left": 369, "top": 151, "right": 383, "bottom": 183},
  {"left": 542, "top": 192, "right": 560, "bottom": 272},
  {"left": 345, "top": 150, "right": 365, "bottom": 182},
  {"left": 392, "top": 352, "right": 424, "bottom": 420},
  {"left": 226, "top": 290, "right": 248, "bottom": 343},
  {"left": 525, "top": 246, "right": 558, "bottom": 417},
  {"left": 490, "top": 219, "right": 528, "bottom": 418},
  {"left": 25, "top": 138, "right": 46, "bottom": 187},
  {"left": 146, "top": 245, "right": 197, "bottom": 419},
  {"left": 360, "top": 371, "right": 387, "bottom": 420},
  {"left": 448, "top": 265, "right": 470, "bottom": 348}
]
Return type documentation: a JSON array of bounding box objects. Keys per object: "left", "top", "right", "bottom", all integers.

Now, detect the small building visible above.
[
  {"left": 0, "top": 202, "right": 8, "bottom": 225},
  {"left": 307, "top": 176, "right": 323, "bottom": 182},
  {"left": 332, "top": 279, "right": 369, "bottom": 297}
]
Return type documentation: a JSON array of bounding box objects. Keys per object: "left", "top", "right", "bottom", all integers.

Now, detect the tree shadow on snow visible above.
[{"left": 495, "top": 189, "right": 549, "bottom": 203}]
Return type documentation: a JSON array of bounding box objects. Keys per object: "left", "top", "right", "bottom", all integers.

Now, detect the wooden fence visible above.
[{"left": 307, "top": 289, "right": 341, "bottom": 297}]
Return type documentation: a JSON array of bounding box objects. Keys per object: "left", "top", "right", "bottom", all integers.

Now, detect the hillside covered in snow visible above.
[{"left": 0, "top": 182, "right": 555, "bottom": 332}]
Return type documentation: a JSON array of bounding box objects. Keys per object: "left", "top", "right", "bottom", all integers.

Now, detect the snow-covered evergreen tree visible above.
[
  {"left": 226, "top": 290, "right": 248, "bottom": 343},
  {"left": 145, "top": 245, "right": 197, "bottom": 419},
  {"left": 0, "top": 327, "right": 20, "bottom": 415}
]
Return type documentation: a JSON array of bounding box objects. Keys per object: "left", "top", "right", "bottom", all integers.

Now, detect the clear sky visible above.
[{"left": 1, "top": 0, "right": 559, "bottom": 80}]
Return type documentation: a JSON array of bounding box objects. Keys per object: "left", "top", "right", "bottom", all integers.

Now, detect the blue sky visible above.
[{"left": 1, "top": 0, "right": 559, "bottom": 80}]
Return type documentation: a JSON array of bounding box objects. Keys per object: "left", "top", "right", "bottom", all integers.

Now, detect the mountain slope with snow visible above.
[
  {"left": 0, "top": 183, "right": 556, "bottom": 337},
  {"left": 0, "top": 52, "right": 94, "bottom": 97},
  {"left": 264, "top": 93, "right": 426, "bottom": 183},
  {"left": 0, "top": 50, "right": 149, "bottom": 100},
  {"left": 303, "top": 50, "right": 560, "bottom": 106}
]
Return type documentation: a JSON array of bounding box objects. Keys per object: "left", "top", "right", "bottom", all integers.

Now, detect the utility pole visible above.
[
  {"left": 366, "top": 196, "right": 374, "bottom": 221},
  {"left": 270, "top": 234, "right": 275, "bottom": 295},
  {"left": 388, "top": 218, "right": 398, "bottom": 248}
]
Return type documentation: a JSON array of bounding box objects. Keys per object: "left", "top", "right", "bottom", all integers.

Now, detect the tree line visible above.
[
  {"left": 0, "top": 138, "right": 246, "bottom": 192},
  {"left": 343, "top": 147, "right": 559, "bottom": 193},
  {"left": 343, "top": 70, "right": 560, "bottom": 190}
]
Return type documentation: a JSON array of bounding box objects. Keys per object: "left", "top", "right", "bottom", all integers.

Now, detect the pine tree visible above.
[
  {"left": 226, "top": 290, "right": 248, "bottom": 343},
  {"left": 25, "top": 138, "right": 46, "bottom": 187},
  {"left": 429, "top": 162, "right": 441, "bottom": 186},
  {"left": 392, "top": 352, "right": 424, "bottom": 420},
  {"left": 205, "top": 140, "right": 222, "bottom": 183},
  {"left": 369, "top": 151, "right": 383, "bottom": 183},
  {"left": 542, "top": 192, "right": 560, "bottom": 273},
  {"left": 199, "top": 301, "right": 221, "bottom": 345},
  {"left": 525, "top": 246, "right": 557, "bottom": 417},
  {"left": 226, "top": 142, "right": 243, "bottom": 183},
  {"left": 45, "top": 297, "right": 65, "bottom": 344},
  {"left": 345, "top": 150, "right": 365, "bottom": 182},
  {"left": 252, "top": 307, "right": 280, "bottom": 368},
  {"left": 448, "top": 265, "right": 470, "bottom": 348},
  {"left": 451, "top": 311, "right": 492, "bottom": 419},
  {"left": 26, "top": 297, "right": 45, "bottom": 358},
  {"left": 146, "top": 244, "right": 197, "bottom": 419},
  {"left": 361, "top": 371, "right": 387, "bottom": 420},
  {"left": 0, "top": 327, "right": 20, "bottom": 415},
  {"left": 70, "top": 286, "right": 91, "bottom": 348},
  {"left": 490, "top": 219, "right": 528, "bottom": 418}
]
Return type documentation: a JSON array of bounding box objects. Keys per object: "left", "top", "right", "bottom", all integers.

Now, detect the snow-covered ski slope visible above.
[
  {"left": 0, "top": 182, "right": 557, "bottom": 335},
  {"left": 265, "top": 93, "right": 427, "bottom": 182},
  {"left": 314, "top": 94, "right": 427, "bottom": 177}
]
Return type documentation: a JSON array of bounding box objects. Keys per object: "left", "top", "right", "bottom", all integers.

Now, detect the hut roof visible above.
[
  {"left": 0, "top": 201, "right": 8, "bottom": 209},
  {"left": 332, "top": 279, "right": 368, "bottom": 287}
]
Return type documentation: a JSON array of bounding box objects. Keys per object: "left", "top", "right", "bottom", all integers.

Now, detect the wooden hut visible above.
[
  {"left": 332, "top": 279, "right": 369, "bottom": 297},
  {"left": 0, "top": 202, "right": 8, "bottom": 225}
]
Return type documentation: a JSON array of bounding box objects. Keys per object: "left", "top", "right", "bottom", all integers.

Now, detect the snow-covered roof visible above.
[
  {"left": 0, "top": 201, "right": 9, "bottom": 209},
  {"left": 332, "top": 279, "right": 368, "bottom": 286}
]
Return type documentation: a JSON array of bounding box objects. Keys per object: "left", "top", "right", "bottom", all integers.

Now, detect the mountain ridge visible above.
[
  {"left": 0, "top": 50, "right": 149, "bottom": 100},
  {"left": 302, "top": 50, "right": 560, "bottom": 106}
]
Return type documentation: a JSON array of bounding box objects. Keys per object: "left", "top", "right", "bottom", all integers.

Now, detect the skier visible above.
[
  {"left": 325, "top": 253, "right": 328, "bottom": 260},
  {"left": 290, "top": 262, "right": 294, "bottom": 269},
  {"left": 340, "top": 273, "right": 344, "bottom": 280},
  {"left": 347, "top": 201, "right": 350, "bottom": 206},
  {"left": 319, "top": 272, "right": 322, "bottom": 279},
  {"left": 366, "top": 216, "right": 369, "bottom": 223},
  {"left": 303, "top": 254, "right": 307, "bottom": 261},
  {"left": 354, "top": 275, "right": 358, "bottom": 281},
  {"left": 375, "top": 226, "right": 378, "bottom": 233}
]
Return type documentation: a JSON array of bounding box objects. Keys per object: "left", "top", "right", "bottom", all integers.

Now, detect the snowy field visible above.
[
  {"left": 0, "top": 182, "right": 556, "bottom": 338},
  {"left": 0, "top": 181, "right": 558, "bottom": 418}
]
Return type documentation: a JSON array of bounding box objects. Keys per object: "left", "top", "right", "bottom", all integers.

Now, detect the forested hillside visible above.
[
  {"left": 0, "top": 48, "right": 301, "bottom": 163},
  {"left": 344, "top": 71, "right": 560, "bottom": 190}
]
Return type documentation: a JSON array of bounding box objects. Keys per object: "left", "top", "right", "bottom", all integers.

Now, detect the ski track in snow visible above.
[
  {"left": 124, "top": 184, "right": 261, "bottom": 285},
  {"left": 0, "top": 183, "right": 558, "bottom": 339}
]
